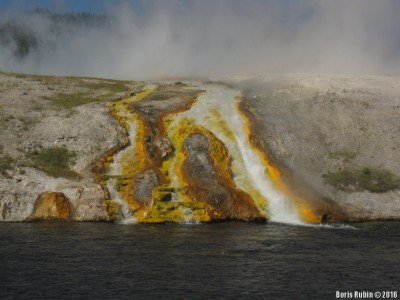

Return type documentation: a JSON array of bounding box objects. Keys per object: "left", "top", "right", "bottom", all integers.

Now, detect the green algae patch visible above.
[
  {"left": 152, "top": 186, "right": 175, "bottom": 202},
  {"left": 138, "top": 196, "right": 211, "bottom": 223},
  {"left": 141, "top": 201, "right": 184, "bottom": 223}
]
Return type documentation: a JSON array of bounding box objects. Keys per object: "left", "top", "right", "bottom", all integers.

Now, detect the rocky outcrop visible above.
[
  {"left": 61, "top": 185, "right": 109, "bottom": 221},
  {"left": 133, "top": 169, "right": 165, "bottom": 207},
  {"left": 27, "top": 192, "right": 71, "bottom": 221},
  {"left": 181, "top": 132, "right": 265, "bottom": 221}
]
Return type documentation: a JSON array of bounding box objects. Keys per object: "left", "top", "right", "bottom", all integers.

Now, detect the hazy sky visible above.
[
  {"left": 0, "top": 0, "right": 110, "bottom": 13},
  {"left": 1, "top": 0, "right": 399, "bottom": 79}
]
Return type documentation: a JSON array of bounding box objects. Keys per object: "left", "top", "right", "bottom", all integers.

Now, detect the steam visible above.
[{"left": 1, "top": 0, "right": 399, "bottom": 79}]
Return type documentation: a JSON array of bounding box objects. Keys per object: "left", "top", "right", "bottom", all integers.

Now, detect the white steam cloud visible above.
[{"left": 0, "top": 0, "right": 399, "bottom": 79}]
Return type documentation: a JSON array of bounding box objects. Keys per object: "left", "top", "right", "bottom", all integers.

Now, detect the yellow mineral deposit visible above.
[
  {"left": 165, "top": 83, "right": 309, "bottom": 224},
  {"left": 104, "top": 85, "right": 157, "bottom": 222},
  {"left": 165, "top": 85, "right": 267, "bottom": 214},
  {"left": 104, "top": 82, "right": 317, "bottom": 224}
]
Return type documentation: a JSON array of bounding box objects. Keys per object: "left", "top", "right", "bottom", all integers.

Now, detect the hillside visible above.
[
  {"left": 0, "top": 72, "right": 399, "bottom": 222},
  {"left": 233, "top": 74, "right": 400, "bottom": 221}
]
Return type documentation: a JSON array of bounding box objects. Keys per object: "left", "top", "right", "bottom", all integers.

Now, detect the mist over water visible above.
[{"left": 1, "top": 0, "right": 400, "bottom": 79}]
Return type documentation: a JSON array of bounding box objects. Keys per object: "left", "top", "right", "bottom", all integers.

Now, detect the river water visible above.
[{"left": 1, "top": 222, "right": 399, "bottom": 299}]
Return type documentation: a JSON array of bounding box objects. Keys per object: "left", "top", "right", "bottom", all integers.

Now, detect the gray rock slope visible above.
[{"left": 233, "top": 74, "right": 400, "bottom": 221}]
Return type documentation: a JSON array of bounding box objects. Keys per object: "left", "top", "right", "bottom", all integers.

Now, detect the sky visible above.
[
  {"left": 0, "top": 0, "right": 399, "bottom": 79},
  {"left": 0, "top": 0, "right": 109, "bottom": 13}
]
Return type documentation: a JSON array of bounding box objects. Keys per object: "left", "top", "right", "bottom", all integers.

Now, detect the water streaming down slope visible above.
[
  {"left": 105, "top": 82, "right": 304, "bottom": 224},
  {"left": 106, "top": 106, "right": 139, "bottom": 223},
  {"left": 104, "top": 85, "right": 158, "bottom": 224},
  {"left": 166, "top": 83, "right": 303, "bottom": 224}
]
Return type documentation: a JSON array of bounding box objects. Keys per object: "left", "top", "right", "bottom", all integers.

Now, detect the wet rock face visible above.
[
  {"left": 133, "top": 169, "right": 164, "bottom": 207},
  {"left": 27, "top": 192, "right": 71, "bottom": 221},
  {"left": 183, "top": 134, "right": 215, "bottom": 178},
  {"left": 182, "top": 133, "right": 265, "bottom": 221},
  {"left": 131, "top": 95, "right": 197, "bottom": 167},
  {"left": 128, "top": 87, "right": 202, "bottom": 211}
]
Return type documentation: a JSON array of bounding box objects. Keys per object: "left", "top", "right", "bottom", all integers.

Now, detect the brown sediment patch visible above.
[
  {"left": 27, "top": 192, "right": 71, "bottom": 221},
  {"left": 181, "top": 129, "right": 265, "bottom": 221},
  {"left": 238, "top": 97, "right": 347, "bottom": 222}
]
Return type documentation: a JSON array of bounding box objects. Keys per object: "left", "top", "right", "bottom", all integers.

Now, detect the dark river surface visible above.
[{"left": 0, "top": 221, "right": 399, "bottom": 299}]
